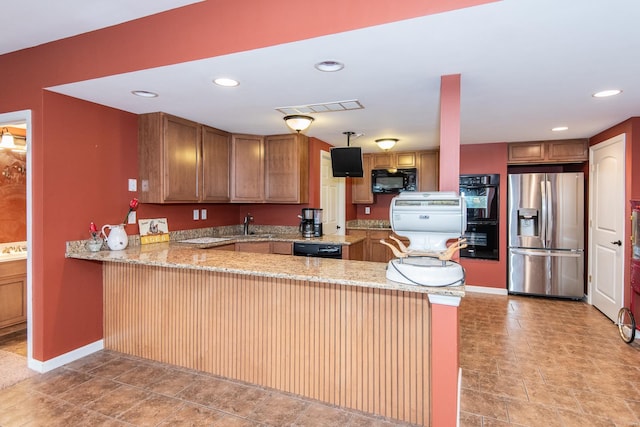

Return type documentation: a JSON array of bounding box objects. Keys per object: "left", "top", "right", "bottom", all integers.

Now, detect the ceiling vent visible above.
[{"left": 276, "top": 99, "right": 364, "bottom": 115}]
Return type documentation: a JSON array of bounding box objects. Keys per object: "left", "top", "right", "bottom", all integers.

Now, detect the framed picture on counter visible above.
[{"left": 138, "top": 218, "right": 170, "bottom": 244}]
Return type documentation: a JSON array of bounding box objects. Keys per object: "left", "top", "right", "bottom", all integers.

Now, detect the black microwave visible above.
[{"left": 371, "top": 168, "right": 417, "bottom": 193}]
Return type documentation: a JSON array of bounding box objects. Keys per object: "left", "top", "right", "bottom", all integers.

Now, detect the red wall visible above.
[
  {"left": 0, "top": 0, "right": 504, "bottom": 362},
  {"left": 459, "top": 143, "right": 508, "bottom": 289}
]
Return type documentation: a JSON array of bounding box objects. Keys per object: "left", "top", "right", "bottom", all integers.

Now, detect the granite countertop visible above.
[
  {"left": 172, "top": 233, "right": 366, "bottom": 248},
  {"left": 66, "top": 238, "right": 464, "bottom": 297}
]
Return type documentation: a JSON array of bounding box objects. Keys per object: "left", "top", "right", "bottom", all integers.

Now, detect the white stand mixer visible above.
[{"left": 383, "top": 192, "right": 467, "bottom": 287}]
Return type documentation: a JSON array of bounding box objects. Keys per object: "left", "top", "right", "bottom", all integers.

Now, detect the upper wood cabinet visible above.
[
  {"left": 352, "top": 154, "right": 374, "bottom": 204},
  {"left": 202, "top": 125, "right": 231, "bottom": 202},
  {"left": 507, "top": 139, "right": 588, "bottom": 164},
  {"left": 352, "top": 150, "right": 438, "bottom": 203},
  {"left": 417, "top": 150, "right": 439, "bottom": 191},
  {"left": 264, "top": 133, "right": 309, "bottom": 203},
  {"left": 371, "top": 151, "right": 416, "bottom": 169},
  {"left": 230, "top": 134, "right": 264, "bottom": 202},
  {"left": 138, "top": 112, "right": 231, "bottom": 203}
]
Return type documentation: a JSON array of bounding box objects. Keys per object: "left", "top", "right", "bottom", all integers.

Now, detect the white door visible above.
[
  {"left": 320, "top": 150, "right": 345, "bottom": 235},
  {"left": 589, "top": 134, "right": 625, "bottom": 321}
]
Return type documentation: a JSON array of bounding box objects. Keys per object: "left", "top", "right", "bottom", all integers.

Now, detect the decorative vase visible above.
[
  {"left": 86, "top": 237, "right": 103, "bottom": 252},
  {"left": 101, "top": 224, "right": 128, "bottom": 251}
]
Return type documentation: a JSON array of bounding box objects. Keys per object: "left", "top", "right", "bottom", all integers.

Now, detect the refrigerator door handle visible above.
[
  {"left": 540, "top": 180, "right": 547, "bottom": 246},
  {"left": 510, "top": 248, "right": 582, "bottom": 258},
  {"left": 545, "top": 180, "right": 553, "bottom": 248}
]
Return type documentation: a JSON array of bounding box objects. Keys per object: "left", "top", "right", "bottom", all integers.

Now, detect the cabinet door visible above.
[
  {"left": 369, "top": 230, "right": 394, "bottom": 262},
  {"left": 507, "top": 142, "right": 545, "bottom": 164},
  {"left": 230, "top": 134, "right": 264, "bottom": 202},
  {"left": 352, "top": 154, "right": 374, "bottom": 204},
  {"left": 264, "top": 134, "right": 309, "bottom": 203},
  {"left": 270, "top": 241, "right": 293, "bottom": 255},
  {"left": 236, "top": 242, "right": 271, "bottom": 254},
  {"left": 347, "top": 229, "right": 369, "bottom": 260},
  {"left": 201, "top": 126, "right": 231, "bottom": 202},
  {"left": 547, "top": 139, "right": 588, "bottom": 162},
  {"left": 163, "top": 115, "right": 201, "bottom": 202},
  {"left": 417, "top": 150, "right": 439, "bottom": 191},
  {"left": 396, "top": 152, "right": 416, "bottom": 168},
  {"left": 372, "top": 153, "right": 394, "bottom": 169},
  {"left": 0, "top": 275, "right": 27, "bottom": 328}
]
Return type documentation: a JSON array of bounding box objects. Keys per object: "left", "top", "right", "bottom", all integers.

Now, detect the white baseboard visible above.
[
  {"left": 28, "top": 339, "right": 104, "bottom": 373},
  {"left": 465, "top": 285, "right": 508, "bottom": 295}
]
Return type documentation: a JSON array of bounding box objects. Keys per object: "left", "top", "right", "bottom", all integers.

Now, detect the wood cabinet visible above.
[
  {"left": 372, "top": 151, "right": 416, "bottom": 169},
  {"left": 347, "top": 229, "right": 409, "bottom": 262},
  {"left": 201, "top": 126, "right": 231, "bottom": 202},
  {"left": 235, "top": 241, "right": 293, "bottom": 255},
  {"left": 507, "top": 139, "right": 588, "bottom": 164},
  {"left": 230, "top": 133, "right": 309, "bottom": 203},
  {"left": 352, "top": 150, "right": 439, "bottom": 204},
  {"left": 352, "top": 154, "right": 374, "bottom": 204},
  {"left": 0, "top": 260, "right": 27, "bottom": 329},
  {"left": 417, "top": 150, "right": 439, "bottom": 191},
  {"left": 230, "top": 134, "right": 264, "bottom": 202},
  {"left": 264, "top": 134, "right": 309, "bottom": 203},
  {"left": 138, "top": 112, "right": 231, "bottom": 203}
]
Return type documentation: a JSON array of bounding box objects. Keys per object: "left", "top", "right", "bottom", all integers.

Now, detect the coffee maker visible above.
[
  {"left": 299, "top": 208, "right": 323, "bottom": 238},
  {"left": 300, "top": 208, "right": 315, "bottom": 238}
]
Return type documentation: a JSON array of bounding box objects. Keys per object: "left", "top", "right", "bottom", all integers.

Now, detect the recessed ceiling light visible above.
[
  {"left": 552, "top": 126, "right": 568, "bottom": 132},
  {"left": 214, "top": 78, "right": 239, "bottom": 87},
  {"left": 131, "top": 90, "right": 158, "bottom": 98},
  {"left": 314, "top": 60, "right": 344, "bottom": 72},
  {"left": 592, "top": 89, "right": 622, "bottom": 98}
]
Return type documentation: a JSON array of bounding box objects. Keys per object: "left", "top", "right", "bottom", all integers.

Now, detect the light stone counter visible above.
[{"left": 66, "top": 240, "right": 464, "bottom": 297}]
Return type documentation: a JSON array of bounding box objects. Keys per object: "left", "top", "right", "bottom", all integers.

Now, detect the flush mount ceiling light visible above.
[
  {"left": 592, "top": 89, "right": 622, "bottom": 98},
  {"left": 552, "top": 126, "right": 568, "bottom": 132},
  {"left": 283, "top": 115, "right": 314, "bottom": 133},
  {"left": 213, "top": 77, "right": 240, "bottom": 87},
  {"left": 375, "top": 138, "right": 398, "bottom": 150},
  {"left": 131, "top": 90, "right": 158, "bottom": 98},
  {"left": 314, "top": 60, "right": 344, "bottom": 72}
]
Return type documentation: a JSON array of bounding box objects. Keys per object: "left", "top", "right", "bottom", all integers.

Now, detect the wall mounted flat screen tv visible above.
[{"left": 330, "top": 147, "right": 363, "bottom": 177}]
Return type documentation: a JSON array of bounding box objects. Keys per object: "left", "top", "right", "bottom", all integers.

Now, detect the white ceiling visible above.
[{"left": 8, "top": 0, "right": 640, "bottom": 152}]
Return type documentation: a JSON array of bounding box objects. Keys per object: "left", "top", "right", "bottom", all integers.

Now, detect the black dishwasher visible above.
[{"left": 293, "top": 242, "right": 342, "bottom": 259}]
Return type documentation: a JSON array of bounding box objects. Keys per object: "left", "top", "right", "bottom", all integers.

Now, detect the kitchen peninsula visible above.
[{"left": 67, "top": 237, "right": 464, "bottom": 426}]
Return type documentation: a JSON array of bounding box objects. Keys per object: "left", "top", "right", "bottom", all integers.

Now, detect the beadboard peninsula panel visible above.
[{"left": 103, "top": 263, "right": 431, "bottom": 425}]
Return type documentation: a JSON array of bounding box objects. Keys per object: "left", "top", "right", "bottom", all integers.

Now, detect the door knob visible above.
[{"left": 611, "top": 240, "right": 622, "bottom": 246}]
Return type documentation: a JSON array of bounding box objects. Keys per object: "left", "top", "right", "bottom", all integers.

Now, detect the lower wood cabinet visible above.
[
  {"left": 347, "top": 229, "right": 409, "bottom": 262},
  {"left": 0, "top": 260, "right": 27, "bottom": 329},
  {"left": 235, "top": 241, "right": 292, "bottom": 255}
]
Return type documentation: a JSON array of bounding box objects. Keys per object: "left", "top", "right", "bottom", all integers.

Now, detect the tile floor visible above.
[
  {"left": 0, "top": 293, "right": 639, "bottom": 426},
  {"left": 459, "top": 293, "right": 640, "bottom": 427}
]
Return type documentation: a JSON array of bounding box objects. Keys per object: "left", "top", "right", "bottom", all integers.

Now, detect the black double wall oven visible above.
[{"left": 459, "top": 174, "right": 500, "bottom": 260}]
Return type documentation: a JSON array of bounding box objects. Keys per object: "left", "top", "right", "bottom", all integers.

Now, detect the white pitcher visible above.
[{"left": 101, "top": 224, "right": 128, "bottom": 251}]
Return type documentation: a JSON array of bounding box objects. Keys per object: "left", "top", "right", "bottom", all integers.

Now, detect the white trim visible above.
[
  {"left": 465, "top": 285, "right": 508, "bottom": 295},
  {"left": 428, "top": 294, "right": 461, "bottom": 307},
  {"left": 28, "top": 340, "right": 104, "bottom": 373}
]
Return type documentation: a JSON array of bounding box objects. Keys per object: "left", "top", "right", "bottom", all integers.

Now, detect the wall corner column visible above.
[
  {"left": 439, "top": 74, "right": 461, "bottom": 192},
  {"left": 428, "top": 294, "right": 461, "bottom": 427}
]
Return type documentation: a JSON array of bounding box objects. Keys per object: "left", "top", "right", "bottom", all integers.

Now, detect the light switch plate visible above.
[
  {"left": 128, "top": 178, "right": 137, "bottom": 192},
  {"left": 193, "top": 209, "right": 199, "bottom": 220},
  {"left": 201, "top": 209, "right": 207, "bottom": 220}
]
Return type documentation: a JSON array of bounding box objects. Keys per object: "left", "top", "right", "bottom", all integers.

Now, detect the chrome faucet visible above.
[{"left": 243, "top": 213, "right": 254, "bottom": 235}]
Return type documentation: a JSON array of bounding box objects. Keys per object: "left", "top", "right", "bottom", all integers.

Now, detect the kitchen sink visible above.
[{"left": 178, "top": 237, "right": 232, "bottom": 244}]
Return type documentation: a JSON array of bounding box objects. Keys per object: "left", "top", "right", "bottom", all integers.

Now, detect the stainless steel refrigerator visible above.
[{"left": 508, "top": 173, "right": 584, "bottom": 298}]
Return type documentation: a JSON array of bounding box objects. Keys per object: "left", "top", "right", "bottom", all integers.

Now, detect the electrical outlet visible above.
[
  {"left": 365, "top": 207, "right": 371, "bottom": 215},
  {"left": 128, "top": 178, "right": 137, "bottom": 192},
  {"left": 128, "top": 211, "right": 136, "bottom": 224},
  {"left": 193, "top": 209, "right": 199, "bottom": 220},
  {"left": 201, "top": 209, "right": 207, "bottom": 220}
]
